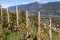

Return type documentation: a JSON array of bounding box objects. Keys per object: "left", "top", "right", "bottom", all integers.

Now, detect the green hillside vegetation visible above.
[{"left": 0, "top": 7, "right": 60, "bottom": 40}]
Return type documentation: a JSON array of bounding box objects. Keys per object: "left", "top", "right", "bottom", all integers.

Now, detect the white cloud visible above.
[
  {"left": 21, "top": 3, "right": 27, "bottom": 5},
  {"left": 36, "top": 0, "right": 40, "bottom": 2},
  {"left": 35, "top": 0, "right": 41, "bottom": 3}
]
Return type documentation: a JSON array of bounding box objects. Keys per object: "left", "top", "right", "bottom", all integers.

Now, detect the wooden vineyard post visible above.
[
  {"left": 7, "top": 8, "right": 10, "bottom": 29},
  {"left": 26, "top": 10, "right": 29, "bottom": 40},
  {"left": 37, "top": 11, "right": 41, "bottom": 40},
  {"left": 49, "top": 17, "right": 52, "bottom": 40}
]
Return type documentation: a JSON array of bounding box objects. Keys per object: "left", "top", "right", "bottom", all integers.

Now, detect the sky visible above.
[{"left": 1, "top": 0, "right": 60, "bottom": 8}]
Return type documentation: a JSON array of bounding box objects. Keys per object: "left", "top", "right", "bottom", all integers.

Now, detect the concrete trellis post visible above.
[
  {"left": 37, "top": 11, "right": 41, "bottom": 40},
  {"left": 0, "top": 5, "right": 3, "bottom": 40},
  {"left": 16, "top": 6, "right": 19, "bottom": 35},
  {"left": 1, "top": 5, "right": 3, "bottom": 28},
  {"left": 7, "top": 8, "right": 10, "bottom": 28},
  {"left": 1, "top": 5, "right": 3, "bottom": 22},
  {"left": 16, "top": 6, "right": 19, "bottom": 27},
  {"left": 49, "top": 17, "right": 52, "bottom": 40},
  {"left": 44, "top": 23, "right": 46, "bottom": 28},
  {"left": 58, "top": 27, "right": 60, "bottom": 40},
  {"left": 59, "top": 31, "right": 60, "bottom": 40},
  {"left": 26, "top": 10, "right": 29, "bottom": 40}
]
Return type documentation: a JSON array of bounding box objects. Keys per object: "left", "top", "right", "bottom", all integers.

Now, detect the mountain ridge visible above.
[
  {"left": 8, "top": 2, "right": 43, "bottom": 12},
  {"left": 8, "top": 1, "right": 60, "bottom": 15}
]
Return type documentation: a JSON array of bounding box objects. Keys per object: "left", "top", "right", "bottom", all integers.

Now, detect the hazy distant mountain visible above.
[
  {"left": 8, "top": 1, "right": 60, "bottom": 20},
  {"left": 7, "top": 1, "right": 60, "bottom": 29},
  {"left": 8, "top": 2, "right": 43, "bottom": 12},
  {"left": 41, "top": 2, "right": 60, "bottom": 10},
  {"left": 8, "top": 1, "right": 60, "bottom": 15},
  {"left": 38, "top": 1, "right": 60, "bottom": 16}
]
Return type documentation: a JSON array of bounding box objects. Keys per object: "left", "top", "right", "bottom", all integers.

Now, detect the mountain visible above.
[
  {"left": 41, "top": 2, "right": 60, "bottom": 10},
  {"left": 40, "top": 2, "right": 60, "bottom": 15},
  {"left": 8, "top": 1, "right": 60, "bottom": 14},
  {"left": 8, "top": 2, "right": 44, "bottom": 13},
  {"left": 8, "top": 1, "right": 60, "bottom": 29},
  {"left": 8, "top": 1, "right": 60, "bottom": 16}
]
